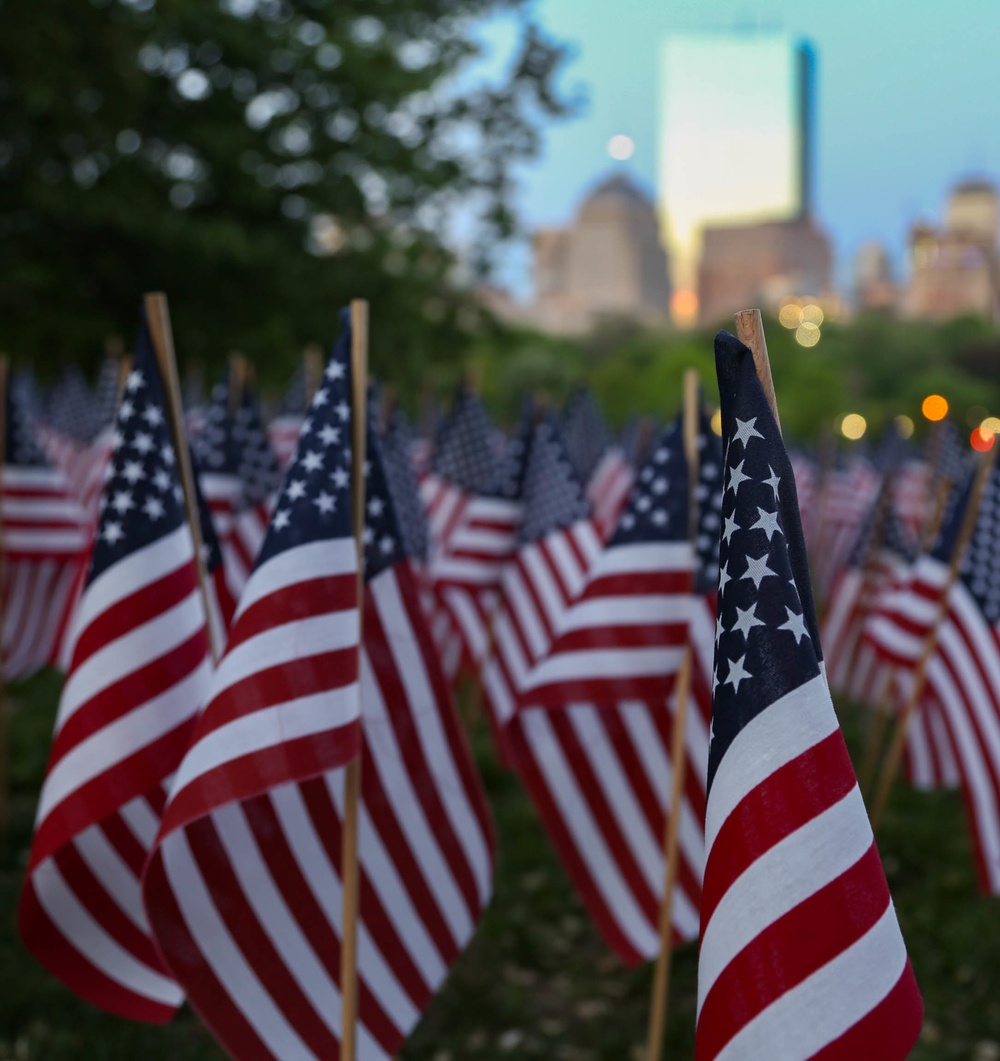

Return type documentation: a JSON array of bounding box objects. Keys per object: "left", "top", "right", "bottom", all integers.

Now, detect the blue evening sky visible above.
[{"left": 480, "top": 0, "right": 1000, "bottom": 295}]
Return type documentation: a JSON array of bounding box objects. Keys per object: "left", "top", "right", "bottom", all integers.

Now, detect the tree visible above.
[{"left": 0, "top": 0, "right": 575, "bottom": 391}]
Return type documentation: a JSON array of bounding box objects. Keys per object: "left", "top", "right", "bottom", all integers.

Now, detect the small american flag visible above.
[
  {"left": 144, "top": 315, "right": 495, "bottom": 1060},
  {"left": 906, "top": 461, "right": 1000, "bottom": 892},
  {"left": 697, "top": 330, "right": 922, "bottom": 1060},
  {"left": 19, "top": 309, "right": 212, "bottom": 1021},
  {"left": 2, "top": 376, "right": 90, "bottom": 679}
]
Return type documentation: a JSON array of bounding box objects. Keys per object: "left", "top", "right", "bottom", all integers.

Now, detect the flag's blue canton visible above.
[
  {"left": 10, "top": 371, "right": 45, "bottom": 425},
  {"left": 491, "top": 401, "right": 534, "bottom": 501},
  {"left": 282, "top": 361, "right": 307, "bottom": 415},
  {"left": 847, "top": 492, "right": 916, "bottom": 569},
  {"left": 935, "top": 420, "right": 971, "bottom": 486},
  {"left": 255, "top": 316, "right": 353, "bottom": 570},
  {"left": 94, "top": 356, "right": 123, "bottom": 431},
  {"left": 610, "top": 420, "right": 688, "bottom": 547},
  {"left": 695, "top": 407, "right": 725, "bottom": 592},
  {"left": 563, "top": 387, "right": 611, "bottom": 486},
  {"left": 519, "top": 415, "right": 590, "bottom": 544},
  {"left": 930, "top": 467, "right": 977, "bottom": 565},
  {"left": 872, "top": 419, "right": 911, "bottom": 472},
  {"left": 363, "top": 427, "right": 405, "bottom": 581},
  {"left": 7, "top": 376, "right": 49, "bottom": 467},
  {"left": 432, "top": 388, "right": 496, "bottom": 494},
  {"left": 380, "top": 408, "right": 428, "bottom": 561},
  {"left": 233, "top": 392, "right": 282, "bottom": 505},
  {"left": 959, "top": 465, "right": 1000, "bottom": 624},
  {"left": 708, "top": 332, "right": 823, "bottom": 792},
  {"left": 47, "top": 368, "right": 99, "bottom": 442},
  {"left": 194, "top": 380, "right": 241, "bottom": 476},
  {"left": 88, "top": 314, "right": 186, "bottom": 584},
  {"left": 189, "top": 450, "right": 226, "bottom": 574}
]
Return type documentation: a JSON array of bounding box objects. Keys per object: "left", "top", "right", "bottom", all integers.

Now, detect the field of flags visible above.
[{"left": 4, "top": 297, "right": 1000, "bottom": 1059}]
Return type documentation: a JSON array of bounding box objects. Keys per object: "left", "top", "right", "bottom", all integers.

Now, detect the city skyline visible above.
[{"left": 484, "top": 0, "right": 1000, "bottom": 295}]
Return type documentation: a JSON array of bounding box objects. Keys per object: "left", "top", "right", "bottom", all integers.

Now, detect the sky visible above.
[{"left": 481, "top": 0, "right": 1000, "bottom": 296}]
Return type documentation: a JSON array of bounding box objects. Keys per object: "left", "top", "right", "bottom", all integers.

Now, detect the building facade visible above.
[{"left": 527, "top": 172, "right": 671, "bottom": 334}]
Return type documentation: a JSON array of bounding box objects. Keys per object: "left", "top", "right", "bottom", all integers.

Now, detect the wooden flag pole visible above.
[
  {"left": 645, "top": 368, "right": 699, "bottom": 1061},
  {"left": 869, "top": 443, "right": 998, "bottom": 832},
  {"left": 0, "top": 357, "right": 8, "bottom": 847},
  {"left": 144, "top": 293, "right": 223, "bottom": 665},
  {"left": 304, "top": 342, "right": 324, "bottom": 411},
  {"left": 228, "top": 353, "right": 246, "bottom": 419},
  {"left": 340, "top": 299, "right": 369, "bottom": 1061},
  {"left": 734, "top": 309, "right": 781, "bottom": 434}
]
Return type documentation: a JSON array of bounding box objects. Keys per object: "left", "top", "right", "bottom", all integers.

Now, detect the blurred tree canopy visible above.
[{"left": 0, "top": 0, "right": 575, "bottom": 387}]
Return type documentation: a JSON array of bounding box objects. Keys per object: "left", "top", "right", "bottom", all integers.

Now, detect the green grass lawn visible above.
[{"left": 1, "top": 673, "right": 999, "bottom": 1059}]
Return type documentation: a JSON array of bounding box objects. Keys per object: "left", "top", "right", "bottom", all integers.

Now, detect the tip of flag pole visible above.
[{"left": 733, "top": 308, "right": 781, "bottom": 434}]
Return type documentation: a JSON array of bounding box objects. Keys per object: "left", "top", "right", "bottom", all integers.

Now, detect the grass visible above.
[{"left": 1, "top": 673, "right": 999, "bottom": 1059}]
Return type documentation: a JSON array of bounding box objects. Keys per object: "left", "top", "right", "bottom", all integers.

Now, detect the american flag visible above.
[
  {"left": 811, "top": 457, "right": 881, "bottom": 604},
  {"left": 519, "top": 419, "right": 694, "bottom": 706},
  {"left": 563, "top": 386, "right": 612, "bottom": 487},
  {"left": 19, "top": 311, "right": 212, "bottom": 1021},
  {"left": 46, "top": 367, "right": 101, "bottom": 443},
  {"left": 902, "top": 460, "right": 1000, "bottom": 891},
  {"left": 822, "top": 486, "right": 916, "bottom": 706},
  {"left": 144, "top": 318, "right": 495, "bottom": 1060},
  {"left": 697, "top": 330, "right": 922, "bottom": 1060},
  {"left": 563, "top": 386, "right": 634, "bottom": 540},
  {"left": 420, "top": 388, "right": 520, "bottom": 685},
  {"left": 1, "top": 376, "right": 90, "bottom": 680},
  {"left": 507, "top": 417, "right": 713, "bottom": 961}
]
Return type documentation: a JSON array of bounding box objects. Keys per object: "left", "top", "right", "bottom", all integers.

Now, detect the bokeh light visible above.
[
  {"left": 971, "top": 427, "right": 995, "bottom": 452},
  {"left": 840, "top": 413, "right": 867, "bottom": 440},
  {"left": 795, "top": 321, "right": 820, "bottom": 347},
  {"left": 710, "top": 408, "right": 722, "bottom": 436},
  {"left": 607, "top": 134, "right": 635, "bottom": 161},
  {"left": 894, "top": 414, "right": 914, "bottom": 439},
  {"left": 801, "top": 303, "right": 825, "bottom": 325},
  {"left": 778, "top": 302, "right": 802, "bottom": 328},
  {"left": 980, "top": 416, "right": 1000, "bottom": 438},
  {"left": 921, "top": 394, "right": 948, "bottom": 421}
]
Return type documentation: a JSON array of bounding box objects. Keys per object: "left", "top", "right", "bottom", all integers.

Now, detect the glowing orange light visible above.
[
  {"left": 921, "top": 394, "right": 948, "bottom": 421},
  {"left": 671, "top": 288, "right": 699, "bottom": 327},
  {"left": 970, "top": 427, "right": 995, "bottom": 452}
]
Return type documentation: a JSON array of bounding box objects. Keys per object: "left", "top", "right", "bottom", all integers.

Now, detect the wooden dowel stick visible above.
[
  {"left": 645, "top": 646, "right": 694, "bottom": 1061},
  {"left": 858, "top": 669, "right": 896, "bottom": 799},
  {"left": 870, "top": 444, "right": 998, "bottom": 832},
  {"left": 0, "top": 357, "right": 8, "bottom": 847},
  {"left": 733, "top": 309, "right": 781, "bottom": 434},
  {"left": 645, "top": 371, "right": 701, "bottom": 1061},
  {"left": 144, "top": 293, "right": 223, "bottom": 665},
  {"left": 340, "top": 299, "right": 369, "bottom": 1061},
  {"left": 304, "top": 343, "right": 324, "bottom": 411}
]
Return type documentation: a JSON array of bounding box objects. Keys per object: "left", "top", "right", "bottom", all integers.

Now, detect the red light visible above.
[{"left": 970, "top": 427, "right": 995, "bottom": 452}]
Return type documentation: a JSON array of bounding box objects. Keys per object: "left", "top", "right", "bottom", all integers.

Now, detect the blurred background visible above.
[{"left": 3, "top": 0, "right": 1000, "bottom": 436}]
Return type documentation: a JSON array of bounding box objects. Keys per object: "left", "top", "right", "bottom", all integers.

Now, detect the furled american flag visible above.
[
  {"left": 823, "top": 486, "right": 916, "bottom": 706},
  {"left": 519, "top": 419, "right": 694, "bottom": 706},
  {"left": 811, "top": 457, "right": 881, "bottom": 604},
  {"left": 904, "top": 457, "right": 1000, "bottom": 892},
  {"left": 144, "top": 315, "right": 495, "bottom": 1060},
  {"left": 420, "top": 387, "right": 521, "bottom": 685},
  {"left": 1, "top": 375, "right": 90, "bottom": 680},
  {"left": 564, "top": 389, "right": 635, "bottom": 543},
  {"left": 697, "top": 330, "right": 922, "bottom": 1061},
  {"left": 19, "top": 310, "right": 212, "bottom": 1021},
  {"left": 508, "top": 417, "right": 711, "bottom": 961}
]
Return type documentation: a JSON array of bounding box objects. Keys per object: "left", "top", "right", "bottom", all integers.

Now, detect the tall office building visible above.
[{"left": 658, "top": 32, "right": 815, "bottom": 324}]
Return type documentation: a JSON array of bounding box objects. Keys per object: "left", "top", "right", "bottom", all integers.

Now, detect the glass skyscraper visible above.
[{"left": 658, "top": 32, "right": 815, "bottom": 324}]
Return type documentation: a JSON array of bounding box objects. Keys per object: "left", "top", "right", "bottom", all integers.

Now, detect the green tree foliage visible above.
[{"left": 0, "top": 0, "right": 575, "bottom": 387}]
